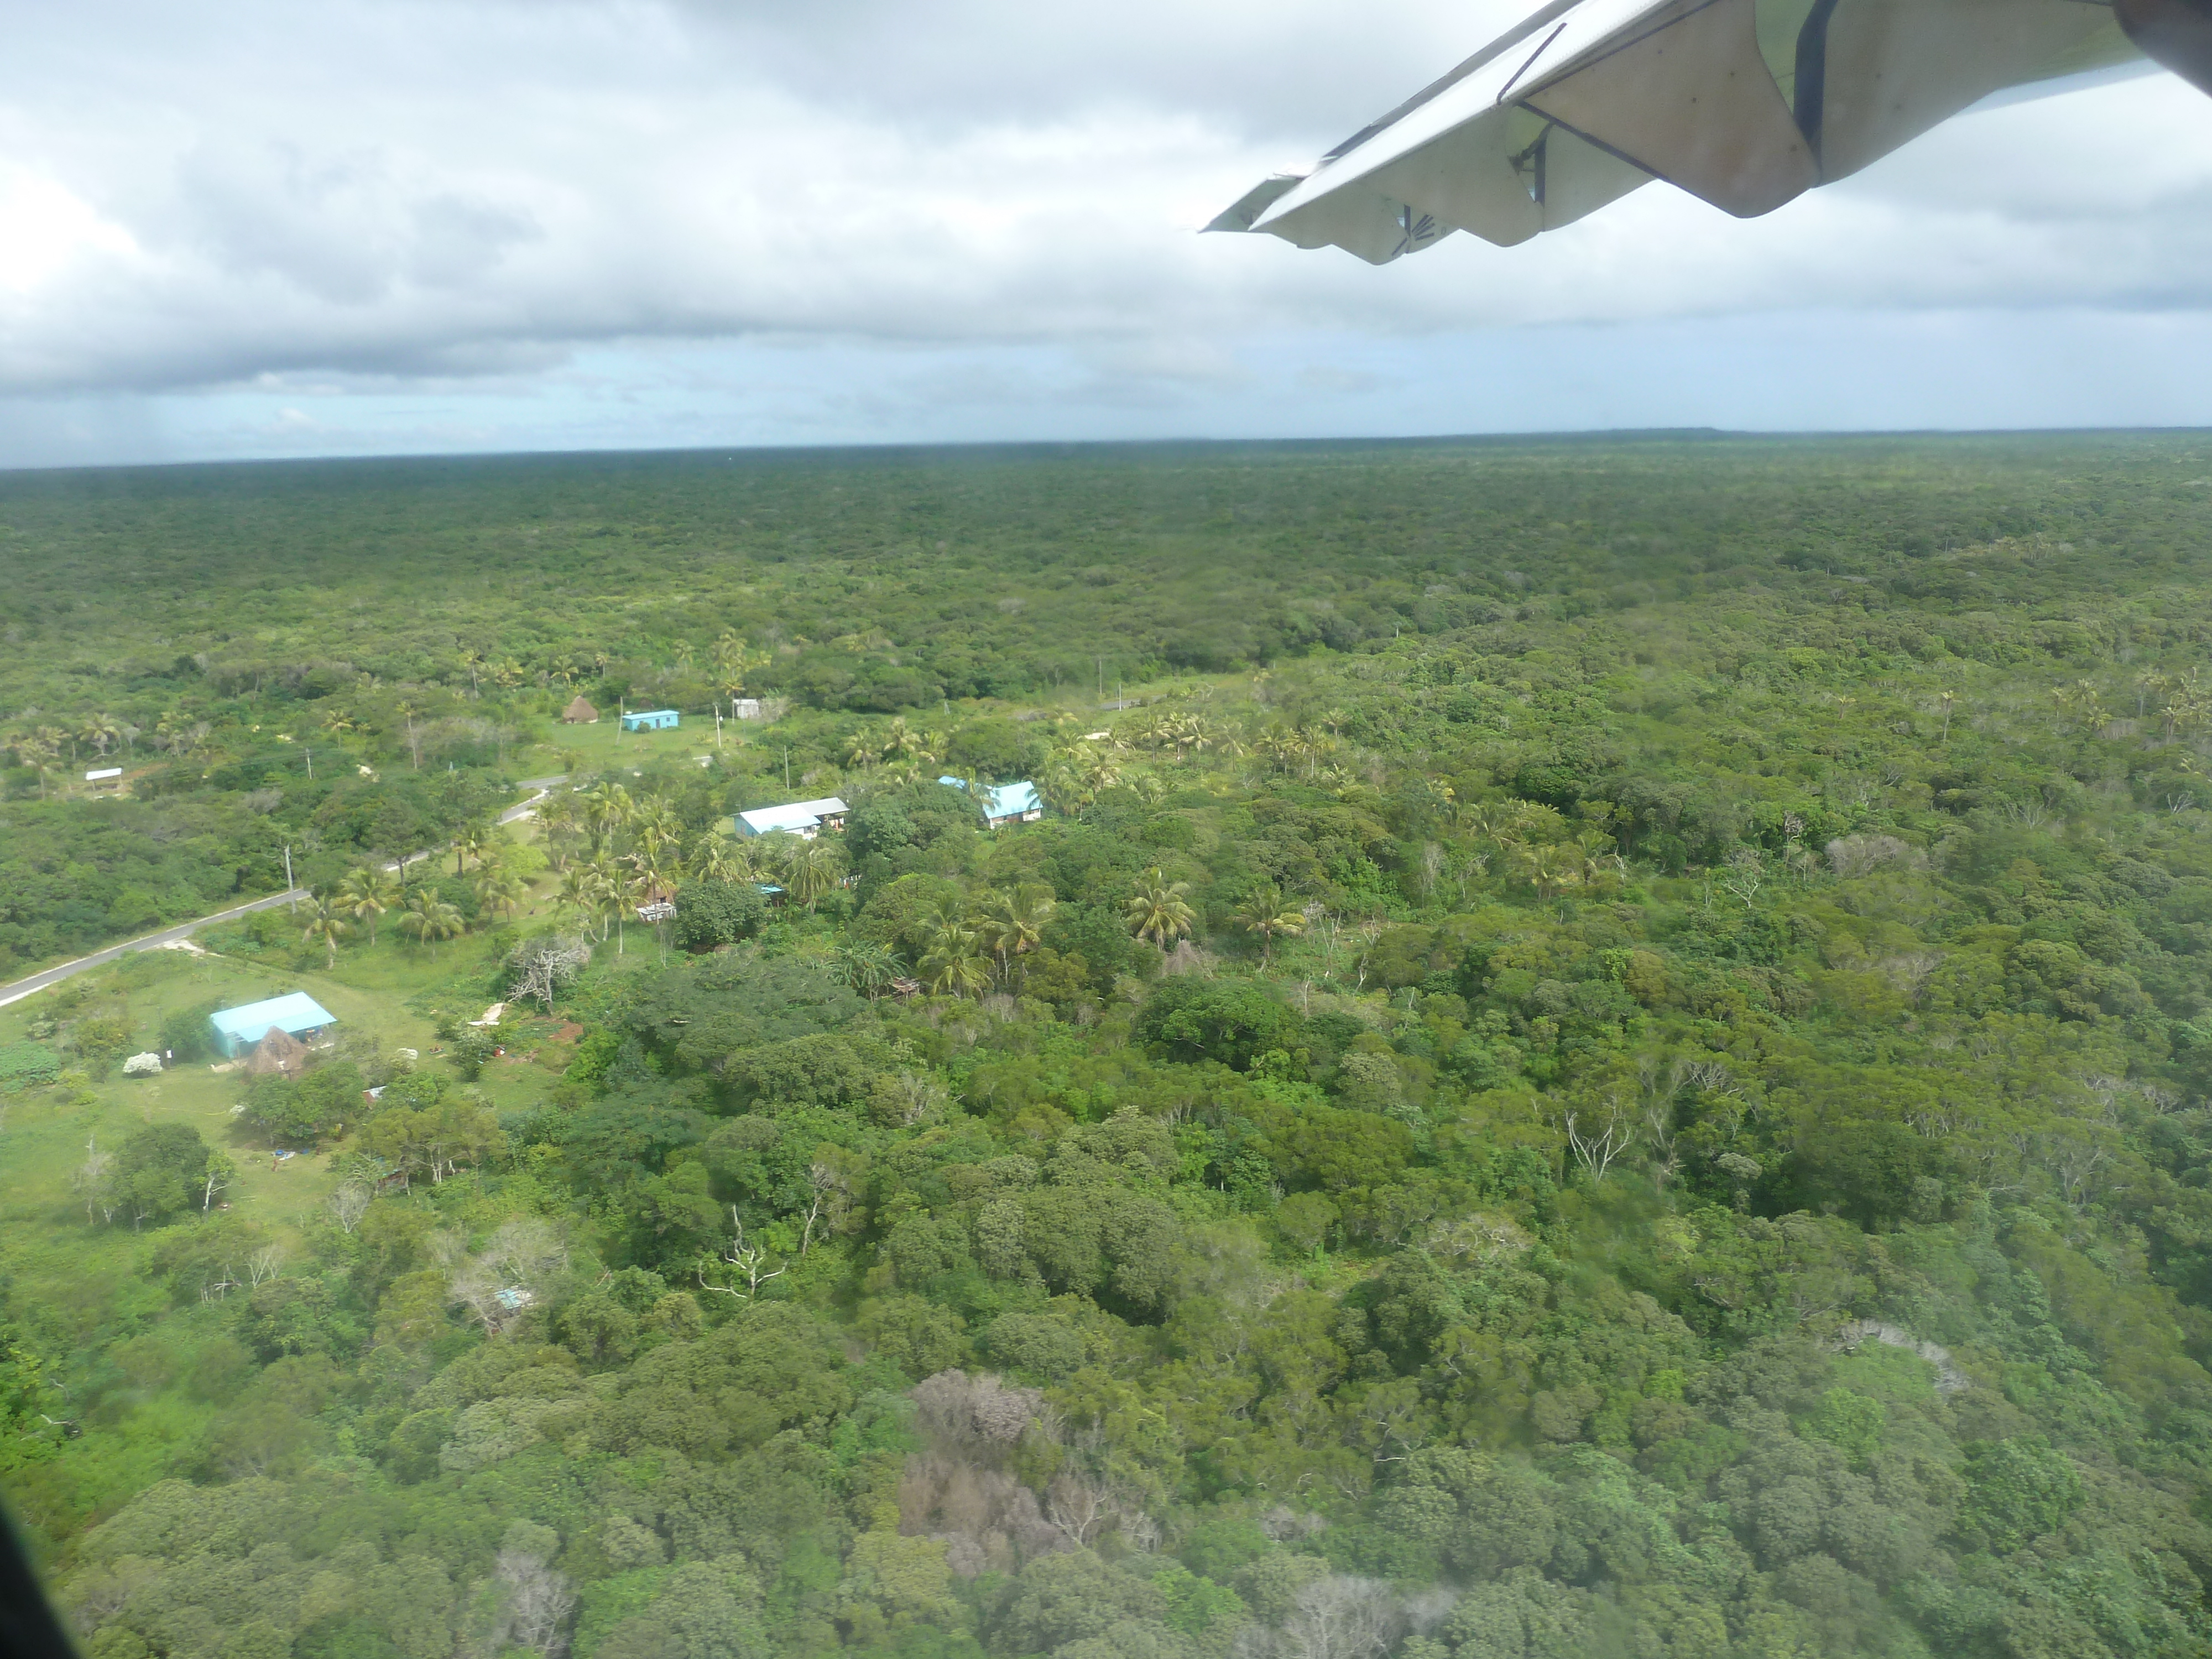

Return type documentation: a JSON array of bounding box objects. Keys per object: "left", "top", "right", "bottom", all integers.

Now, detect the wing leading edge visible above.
[{"left": 1209, "top": 0, "right": 2204, "bottom": 265}]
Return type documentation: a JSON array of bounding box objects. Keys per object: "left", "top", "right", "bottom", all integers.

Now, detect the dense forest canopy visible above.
[{"left": 7, "top": 434, "right": 2212, "bottom": 1659}]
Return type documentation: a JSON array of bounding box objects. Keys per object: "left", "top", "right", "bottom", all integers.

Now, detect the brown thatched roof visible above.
[
  {"left": 245, "top": 1027, "right": 307, "bottom": 1077},
  {"left": 562, "top": 694, "right": 599, "bottom": 723}
]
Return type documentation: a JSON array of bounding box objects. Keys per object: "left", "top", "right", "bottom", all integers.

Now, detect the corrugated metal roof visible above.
[
  {"left": 210, "top": 992, "right": 338, "bottom": 1043},
  {"left": 939, "top": 778, "right": 1042, "bottom": 821},
  {"left": 736, "top": 797, "right": 849, "bottom": 835}
]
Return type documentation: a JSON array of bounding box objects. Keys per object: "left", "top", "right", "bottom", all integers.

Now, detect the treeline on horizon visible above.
[{"left": 7, "top": 435, "right": 2212, "bottom": 1659}]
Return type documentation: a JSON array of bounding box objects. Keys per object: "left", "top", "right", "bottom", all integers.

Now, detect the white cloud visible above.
[{"left": 0, "top": 0, "right": 2209, "bottom": 447}]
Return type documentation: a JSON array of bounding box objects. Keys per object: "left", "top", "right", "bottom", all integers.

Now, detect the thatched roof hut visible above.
[
  {"left": 245, "top": 1027, "right": 307, "bottom": 1078},
  {"left": 562, "top": 694, "right": 599, "bottom": 724}
]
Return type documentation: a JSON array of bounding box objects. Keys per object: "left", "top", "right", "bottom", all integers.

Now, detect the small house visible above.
[
  {"left": 562, "top": 695, "right": 600, "bottom": 724},
  {"left": 941, "top": 778, "right": 1045, "bottom": 829},
  {"left": 211, "top": 992, "right": 337, "bottom": 1060},
  {"left": 620, "top": 709, "right": 680, "bottom": 732},
  {"left": 735, "top": 797, "right": 849, "bottom": 839},
  {"left": 731, "top": 698, "right": 764, "bottom": 720}
]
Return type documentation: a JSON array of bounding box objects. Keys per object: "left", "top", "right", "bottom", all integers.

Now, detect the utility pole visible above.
[
  {"left": 305, "top": 745, "right": 313, "bottom": 781},
  {"left": 784, "top": 749, "right": 791, "bottom": 790},
  {"left": 284, "top": 845, "right": 296, "bottom": 907}
]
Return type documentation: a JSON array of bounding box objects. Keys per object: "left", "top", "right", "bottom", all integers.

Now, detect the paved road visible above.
[
  {"left": 0, "top": 889, "right": 312, "bottom": 1010},
  {"left": 0, "top": 775, "right": 567, "bottom": 1011}
]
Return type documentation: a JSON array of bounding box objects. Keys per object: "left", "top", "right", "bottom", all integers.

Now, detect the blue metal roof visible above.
[
  {"left": 940, "top": 778, "right": 1042, "bottom": 821},
  {"left": 210, "top": 992, "right": 337, "bottom": 1045},
  {"left": 735, "top": 797, "right": 848, "bottom": 836}
]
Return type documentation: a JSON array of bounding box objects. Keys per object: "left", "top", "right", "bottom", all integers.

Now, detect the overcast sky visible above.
[{"left": 3, "top": 0, "right": 2212, "bottom": 467}]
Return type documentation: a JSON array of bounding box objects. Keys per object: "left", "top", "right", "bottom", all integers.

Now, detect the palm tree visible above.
[
  {"left": 1517, "top": 843, "right": 1582, "bottom": 902},
  {"left": 1035, "top": 757, "right": 1087, "bottom": 819},
  {"left": 690, "top": 832, "right": 752, "bottom": 886},
  {"left": 1234, "top": 882, "right": 1306, "bottom": 964},
  {"left": 336, "top": 865, "right": 399, "bottom": 945},
  {"left": 300, "top": 896, "right": 352, "bottom": 968},
  {"left": 783, "top": 838, "right": 846, "bottom": 909},
  {"left": 557, "top": 866, "right": 607, "bottom": 937},
  {"left": 454, "top": 822, "right": 495, "bottom": 876},
  {"left": 583, "top": 857, "right": 626, "bottom": 942},
  {"left": 972, "top": 885, "right": 1056, "bottom": 984},
  {"left": 831, "top": 942, "right": 901, "bottom": 997},
  {"left": 397, "top": 891, "right": 465, "bottom": 956},
  {"left": 921, "top": 937, "right": 991, "bottom": 998},
  {"left": 82, "top": 714, "right": 122, "bottom": 758},
  {"left": 843, "top": 733, "right": 880, "bottom": 770},
  {"left": 473, "top": 865, "right": 525, "bottom": 922},
  {"left": 580, "top": 782, "right": 633, "bottom": 852},
  {"left": 1125, "top": 868, "right": 1196, "bottom": 951},
  {"left": 915, "top": 899, "right": 973, "bottom": 961},
  {"left": 536, "top": 790, "right": 583, "bottom": 870},
  {"left": 12, "top": 731, "right": 58, "bottom": 799},
  {"left": 712, "top": 630, "right": 767, "bottom": 702}
]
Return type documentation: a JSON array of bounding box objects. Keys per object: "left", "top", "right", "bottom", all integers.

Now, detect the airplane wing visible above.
[{"left": 1208, "top": 0, "right": 2212, "bottom": 265}]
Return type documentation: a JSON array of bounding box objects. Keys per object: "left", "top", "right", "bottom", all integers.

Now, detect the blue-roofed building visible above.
[
  {"left": 941, "top": 778, "right": 1045, "bottom": 829},
  {"left": 734, "top": 797, "right": 849, "bottom": 839},
  {"left": 209, "top": 992, "right": 338, "bottom": 1058},
  {"left": 620, "top": 708, "right": 681, "bottom": 731}
]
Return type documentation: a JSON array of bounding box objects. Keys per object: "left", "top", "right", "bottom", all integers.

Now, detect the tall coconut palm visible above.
[
  {"left": 972, "top": 885, "right": 1056, "bottom": 984},
  {"left": 557, "top": 866, "right": 607, "bottom": 937},
  {"left": 690, "top": 832, "right": 752, "bottom": 886},
  {"left": 914, "top": 900, "right": 973, "bottom": 962},
  {"left": 12, "top": 730, "right": 58, "bottom": 799},
  {"left": 1125, "top": 868, "right": 1196, "bottom": 951},
  {"left": 579, "top": 782, "right": 633, "bottom": 852},
  {"left": 300, "top": 896, "right": 352, "bottom": 968},
  {"left": 81, "top": 713, "right": 122, "bottom": 758},
  {"left": 783, "top": 838, "right": 845, "bottom": 910},
  {"left": 1517, "top": 842, "right": 1582, "bottom": 902},
  {"left": 921, "top": 936, "right": 991, "bottom": 999},
  {"left": 536, "top": 790, "right": 583, "bottom": 870},
  {"left": 1234, "top": 882, "right": 1306, "bottom": 965},
  {"left": 473, "top": 864, "right": 526, "bottom": 922},
  {"left": 831, "top": 942, "right": 901, "bottom": 998},
  {"left": 337, "top": 865, "right": 399, "bottom": 946},
  {"left": 397, "top": 890, "right": 465, "bottom": 956},
  {"left": 454, "top": 823, "right": 496, "bottom": 876},
  {"left": 583, "top": 857, "right": 626, "bottom": 943},
  {"left": 1035, "top": 757, "right": 1086, "bottom": 819}
]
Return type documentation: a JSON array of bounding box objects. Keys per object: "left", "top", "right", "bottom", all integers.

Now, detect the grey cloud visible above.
[{"left": 1, "top": 0, "right": 2210, "bottom": 403}]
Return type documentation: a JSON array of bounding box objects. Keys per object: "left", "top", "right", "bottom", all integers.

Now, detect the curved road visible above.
[{"left": 0, "top": 776, "right": 565, "bottom": 1012}]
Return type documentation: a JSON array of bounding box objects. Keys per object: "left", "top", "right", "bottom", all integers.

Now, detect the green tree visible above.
[
  {"left": 1125, "top": 867, "right": 1196, "bottom": 951},
  {"left": 398, "top": 889, "right": 466, "bottom": 955},
  {"left": 1234, "top": 881, "right": 1307, "bottom": 964},
  {"left": 300, "top": 894, "right": 352, "bottom": 968}
]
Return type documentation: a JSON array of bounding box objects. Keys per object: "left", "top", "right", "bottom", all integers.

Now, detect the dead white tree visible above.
[
  {"left": 508, "top": 936, "right": 592, "bottom": 1011},
  {"left": 1275, "top": 1577, "right": 1403, "bottom": 1659},
  {"left": 328, "top": 1182, "right": 372, "bottom": 1234},
  {"left": 1045, "top": 1471, "right": 1113, "bottom": 1547},
  {"left": 492, "top": 1548, "right": 576, "bottom": 1658},
  {"left": 72, "top": 1134, "right": 117, "bottom": 1225},
  {"left": 697, "top": 1207, "right": 785, "bottom": 1301},
  {"left": 247, "top": 1244, "right": 285, "bottom": 1287},
  {"left": 1562, "top": 1094, "right": 1636, "bottom": 1185}
]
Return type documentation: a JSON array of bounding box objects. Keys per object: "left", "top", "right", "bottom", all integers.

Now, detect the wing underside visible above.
[{"left": 1209, "top": 0, "right": 2151, "bottom": 264}]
